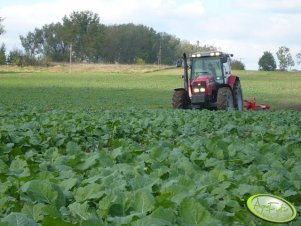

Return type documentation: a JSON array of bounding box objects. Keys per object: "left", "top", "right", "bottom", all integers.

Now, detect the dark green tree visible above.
[
  {"left": 231, "top": 59, "right": 245, "bottom": 70},
  {"left": 102, "top": 24, "right": 158, "bottom": 64},
  {"left": 20, "top": 28, "right": 44, "bottom": 57},
  {"left": 20, "top": 23, "right": 68, "bottom": 62},
  {"left": 258, "top": 51, "right": 276, "bottom": 71},
  {"left": 0, "top": 43, "right": 6, "bottom": 64},
  {"left": 62, "top": 11, "right": 105, "bottom": 62},
  {"left": 276, "top": 46, "right": 294, "bottom": 71},
  {"left": 19, "top": 10, "right": 219, "bottom": 65},
  {"left": 159, "top": 32, "right": 181, "bottom": 65}
]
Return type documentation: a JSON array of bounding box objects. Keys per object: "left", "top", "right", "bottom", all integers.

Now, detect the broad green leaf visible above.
[
  {"left": 59, "top": 178, "right": 78, "bottom": 191},
  {"left": 80, "top": 219, "right": 105, "bottom": 226},
  {"left": 21, "top": 203, "right": 60, "bottom": 222},
  {"left": 66, "top": 141, "right": 81, "bottom": 154},
  {"left": 9, "top": 156, "right": 30, "bottom": 178},
  {"left": 149, "top": 207, "right": 176, "bottom": 224},
  {"left": 42, "top": 216, "right": 75, "bottom": 226},
  {"left": 74, "top": 183, "right": 105, "bottom": 202},
  {"left": 179, "top": 198, "right": 220, "bottom": 226},
  {"left": 283, "top": 190, "right": 297, "bottom": 197},
  {"left": 1, "top": 212, "right": 38, "bottom": 226},
  {"left": 20, "top": 180, "right": 65, "bottom": 208},
  {"left": 75, "top": 152, "right": 100, "bottom": 171},
  {"left": 108, "top": 212, "right": 144, "bottom": 225},
  {"left": 132, "top": 189, "right": 155, "bottom": 214},
  {"left": 0, "top": 159, "right": 9, "bottom": 173},
  {"left": 68, "top": 201, "right": 101, "bottom": 222}
]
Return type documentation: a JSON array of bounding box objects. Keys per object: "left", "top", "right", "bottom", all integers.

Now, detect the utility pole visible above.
[
  {"left": 69, "top": 43, "right": 72, "bottom": 73},
  {"left": 158, "top": 33, "right": 162, "bottom": 65}
]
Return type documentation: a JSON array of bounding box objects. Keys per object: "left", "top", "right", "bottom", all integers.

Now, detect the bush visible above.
[
  {"left": 231, "top": 59, "right": 245, "bottom": 70},
  {"left": 136, "top": 57, "right": 145, "bottom": 65}
]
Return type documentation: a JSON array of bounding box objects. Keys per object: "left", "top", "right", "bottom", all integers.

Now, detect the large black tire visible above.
[
  {"left": 233, "top": 80, "right": 243, "bottom": 111},
  {"left": 216, "top": 87, "right": 234, "bottom": 111},
  {"left": 172, "top": 89, "right": 190, "bottom": 109}
]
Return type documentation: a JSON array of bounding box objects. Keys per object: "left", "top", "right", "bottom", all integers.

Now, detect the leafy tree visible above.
[
  {"left": 159, "top": 33, "right": 181, "bottom": 65},
  {"left": 231, "top": 59, "right": 245, "bottom": 70},
  {"left": 102, "top": 24, "right": 158, "bottom": 64},
  {"left": 276, "top": 46, "right": 295, "bottom": 71},
  {"left": 296, "top": 51, "right": 301, "bottom": 65},
  {"left": 62, "top": 11, "right": 105, "bottom": 62},
  {"left": 0, "top": 43, "right": 6, "bottom": 64},
  {"left": 20, "top": 28, "right": 44, "bottom": 57},
  {"left": 7, "top": 49, "right": 37, "bottom": 67},
  {"left": 0, "top": 17, "right": 4, "bottom": 35},
  {"left": 258, "top": 51, "right": 276, "bottom": 71}
]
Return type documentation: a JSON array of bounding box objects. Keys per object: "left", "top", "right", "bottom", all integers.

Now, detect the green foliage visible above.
[
  {"left": 19, "top": 11, "right": 216, "bottom": 65},
  {"left": 231, "top": 59, "right": 245, "bottom": 70},
  {"left": 135, "top": 57, "right": 145, "bottom": 65},
  {"left": 276, "top": 46, "right": 295, "bottom": 71},
  {"left": 1, "top": 68, "right": 301, "bottom": 110},
  {"left": 7, "top": 49, "right": 23, "bottom": 66},
  {"left": 258, "top": 51, "right": 276, "bottom": 71},
  {"left": 62, "top": 11, "right": 105, "bottom": 62},
  {"left": 0, "top": 108, "right": 300, "bottom": 226},
  {"left": 0, "top": 43, "right": 6, "bottom": 65}
]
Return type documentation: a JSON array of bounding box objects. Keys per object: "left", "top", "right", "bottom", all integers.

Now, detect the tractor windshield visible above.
[{"left": 191, "top": 57, "right": 223, "bottom": 83}]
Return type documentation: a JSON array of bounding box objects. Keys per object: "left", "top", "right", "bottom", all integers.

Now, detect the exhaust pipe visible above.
[{"left": 183, "top": 53, "right": 189, "bottom": 92}]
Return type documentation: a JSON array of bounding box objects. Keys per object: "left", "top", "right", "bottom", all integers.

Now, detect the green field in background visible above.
[{"left": 0, "top": 67, "right": 300, "bottom": 111}]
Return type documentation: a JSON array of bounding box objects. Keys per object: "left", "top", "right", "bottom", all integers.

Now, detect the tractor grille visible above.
[{"left": 193, "top": 81, "right": 206, "bottom": 87}]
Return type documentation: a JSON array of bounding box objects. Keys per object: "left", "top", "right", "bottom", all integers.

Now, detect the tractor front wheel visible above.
[
  {"left": 172, "top": 89, "right": 190, "bottom": 109},
  {"left": 217, "top": 87, "right": 234, "bottom": 111}
]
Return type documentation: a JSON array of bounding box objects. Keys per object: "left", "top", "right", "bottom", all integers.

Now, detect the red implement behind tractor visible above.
[
  {"left": 173, "top": 52, "right": 243, "bottom": 111},
  {"left": 244, "top": 98, "right": 271, "bottom": 110}
]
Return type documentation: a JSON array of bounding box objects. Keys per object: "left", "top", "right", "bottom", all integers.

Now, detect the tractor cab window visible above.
[{"left": 191, "top": 57, "right": 223, "bottom": 83}]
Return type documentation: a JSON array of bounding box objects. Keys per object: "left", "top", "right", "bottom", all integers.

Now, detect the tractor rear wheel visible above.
[
  {"left": 217, "top": 87, "right": 234, "bottom": 111},
  {"left": 233, "top": 80, "right": 243, "bottom": 111},
  {"left": 172, "top": 89, "right": 190, "bottom": 109}
]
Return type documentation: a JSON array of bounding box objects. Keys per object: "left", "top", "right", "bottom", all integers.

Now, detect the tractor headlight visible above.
[
  {"left": 193, "top": 87, "right": 205, "bottom": 93},
  {"left": 193, "top": 88, "right": 200, "bottom": 93},
  {"left": 200, "top": 87, "right": 206, "bottom": 92}
]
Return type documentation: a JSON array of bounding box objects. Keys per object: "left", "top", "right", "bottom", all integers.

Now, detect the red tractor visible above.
[{"left": 172, "top": 51, "right": 243, "bottom": 111}]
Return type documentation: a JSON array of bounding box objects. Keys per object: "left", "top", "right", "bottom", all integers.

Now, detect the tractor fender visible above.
[{"left": 228, "top": 75, "right": 240, "bottom": 90}]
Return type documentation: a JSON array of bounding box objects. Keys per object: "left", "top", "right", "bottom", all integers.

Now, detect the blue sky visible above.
[{"left": 1, "top": 0, "right": 301, "bottom": 70}]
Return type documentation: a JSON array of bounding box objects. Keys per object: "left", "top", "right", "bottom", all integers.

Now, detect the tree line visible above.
[
  {"left": 1, "top": 11, "right": 217, "bottom": 66},
  {"left": 258, "top": 46, "right": 298, "bottom": 71}
]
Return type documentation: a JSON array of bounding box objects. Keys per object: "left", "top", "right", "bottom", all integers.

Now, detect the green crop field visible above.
[
  {"left": 0, "top": 65, "right": 301, "bottom": 226},
  {"left": 1, "top": 65, "right": 301, "bottom": 111}
]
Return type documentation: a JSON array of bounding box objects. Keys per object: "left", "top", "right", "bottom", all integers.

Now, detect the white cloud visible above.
[{"left": 235, "top": 0, "right": 301, "bottom": 13}]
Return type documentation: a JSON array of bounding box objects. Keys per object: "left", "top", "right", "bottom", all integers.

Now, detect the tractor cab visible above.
[
  {"left": 172, "top": 51, "right": 243, "bottom": 111},
  {"left": 190, "top": 51, "right": 233, "bottom": 84}
]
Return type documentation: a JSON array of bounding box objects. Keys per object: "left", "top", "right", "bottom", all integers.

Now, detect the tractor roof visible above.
[{"left": 191, "top": 51, "right": 233, "bottom": 58}]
